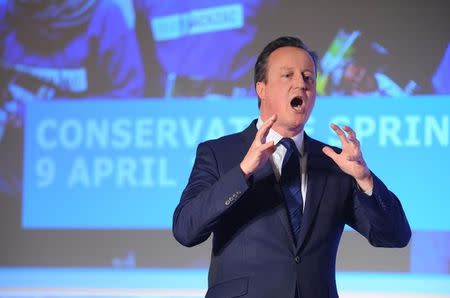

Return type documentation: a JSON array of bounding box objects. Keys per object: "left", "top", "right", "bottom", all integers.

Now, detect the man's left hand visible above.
[{"left": 322, "top": 124, "right": 373, "bottom": 192}]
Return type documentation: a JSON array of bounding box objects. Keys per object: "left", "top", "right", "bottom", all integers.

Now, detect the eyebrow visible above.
[{"left": 279, "top": 66, "right": 314, "bottom": 73}]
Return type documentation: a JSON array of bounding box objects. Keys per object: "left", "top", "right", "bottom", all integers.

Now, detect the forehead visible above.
[{"left": 267, "top": 46, "right": 315, "bottom": 73}]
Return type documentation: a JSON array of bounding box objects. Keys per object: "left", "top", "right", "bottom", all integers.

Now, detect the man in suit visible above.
[{"left": 173, "top": 36, "right": 411, "bottom": 298}]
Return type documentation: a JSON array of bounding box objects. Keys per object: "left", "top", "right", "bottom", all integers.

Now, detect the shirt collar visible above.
[{"left": 256, "top": 117, "right": 304, "bottom": 154}]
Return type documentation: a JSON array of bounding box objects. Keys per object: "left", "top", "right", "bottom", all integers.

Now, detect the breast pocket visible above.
[{"left": 206, "top": 276, "right": 249, "bottom": 298}]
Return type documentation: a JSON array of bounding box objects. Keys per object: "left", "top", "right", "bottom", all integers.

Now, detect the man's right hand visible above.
[{"left": 240, "top": 114, "right": 277, "bottom": 179}]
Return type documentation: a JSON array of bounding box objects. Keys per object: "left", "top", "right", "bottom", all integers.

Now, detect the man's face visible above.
[{"left": 257, "top": 46, "right": 316, "bottom": 137}]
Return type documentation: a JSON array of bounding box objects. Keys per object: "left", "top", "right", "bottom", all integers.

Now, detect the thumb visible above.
[{"left": 322, "top": 146, "right": 339, "bottom": 162}]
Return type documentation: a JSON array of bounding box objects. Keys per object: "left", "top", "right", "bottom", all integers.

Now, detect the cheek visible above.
[{"left": 307, "top": 97, "right": 316, "bottom": 113}]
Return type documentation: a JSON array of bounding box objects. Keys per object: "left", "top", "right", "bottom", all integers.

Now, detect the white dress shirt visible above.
[{"left": 256, "top": 118, "right": 307, "bottom": 211}]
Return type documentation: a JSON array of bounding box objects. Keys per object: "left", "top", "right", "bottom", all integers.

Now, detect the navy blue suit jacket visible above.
[{"left": 173, "top": 120, "right": 411, "bottom": 298}]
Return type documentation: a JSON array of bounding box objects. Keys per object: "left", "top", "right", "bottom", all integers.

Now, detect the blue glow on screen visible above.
[{"left": 22, "top": 96, "right": 450, "bottom": 231}]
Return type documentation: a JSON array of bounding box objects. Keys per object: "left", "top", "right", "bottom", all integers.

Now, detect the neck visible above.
[
  {"left": 259, "top": 115, "right": 303, "bottom": 137},
  {"left": 272, "top": 124, "right": 303, "bottom": 138}
]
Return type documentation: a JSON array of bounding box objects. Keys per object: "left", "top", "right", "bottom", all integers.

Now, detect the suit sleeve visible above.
[
  {"left": 346, "top": 173, "right": 411, "bottom": 248},
  {"left": 172, "top": 142, "right": 250, "bottom": 247}
]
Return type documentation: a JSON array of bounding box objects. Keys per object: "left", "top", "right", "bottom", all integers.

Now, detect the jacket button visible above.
[{"left": 295, "top": 256, "right": 300, "bottom": 263}]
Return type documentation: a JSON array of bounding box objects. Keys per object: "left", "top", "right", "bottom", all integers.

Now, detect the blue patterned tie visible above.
[{"left": 279, "top": 138, "right": 303, "bottom": 243}]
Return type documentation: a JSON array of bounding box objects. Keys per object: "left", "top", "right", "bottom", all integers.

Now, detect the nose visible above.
[{"left": 296, "top": 74, "right": 308, "bottom": 90}]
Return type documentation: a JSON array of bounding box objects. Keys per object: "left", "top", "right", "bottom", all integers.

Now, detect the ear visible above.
[{"left": 256, "top": 81, "right": 266, "bottom": 101}]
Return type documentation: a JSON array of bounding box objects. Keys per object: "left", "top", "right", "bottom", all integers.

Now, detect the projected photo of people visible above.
[
  {"left": 0, "top": 0, "right": 144, "bottom": 198},
  {"left": 134, "top": 0, "right": 283, "bottom": 98}
]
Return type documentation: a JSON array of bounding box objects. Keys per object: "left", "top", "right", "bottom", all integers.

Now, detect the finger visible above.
[
  {"left": 322, "top": 146, "right": 339, "bottom": 162},
  {"left": 257, "top": 114, "right": 277, "bottom": 144},
  {"left": 349, "top": 138, "right": 360, "bottom": 146},
  {"left": 259, "top": 140, "right": 276, "bottom": 154},
  {"left": 347, "top": 136, "right": 360, "bottom": 148},
  {"left": 342, "top": 126, "right": 355, "bottom": 139},
  {"left": 343, "top": 126, "right": 359, "bottom": 143},
  {"left": 330, "top": 123, "right": 349, "bottom": 145}
]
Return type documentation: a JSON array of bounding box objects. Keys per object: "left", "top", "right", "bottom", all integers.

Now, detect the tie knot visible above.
[
  {"left": 279, "top": 138, "right": 297, "bottom": 154},
  {"left": 279, "top": 138, "right": 300, "bottom": 167}
]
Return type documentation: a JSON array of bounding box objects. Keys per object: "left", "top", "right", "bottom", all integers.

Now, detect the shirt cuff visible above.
[
  {"left": 364, "top": 188, "right": 373, "bottom": 196},
  {"left": 355, "top": 180, "right": 373, "bottom": 196}
]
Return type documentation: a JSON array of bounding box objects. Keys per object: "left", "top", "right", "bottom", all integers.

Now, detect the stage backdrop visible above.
[{"left": 1, "top": 0, "right": 449, "bottom": 293}]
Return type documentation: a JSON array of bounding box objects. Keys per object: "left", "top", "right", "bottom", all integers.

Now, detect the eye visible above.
[
  {"left": 282, "top": 72, "right": 293, "bottom": 79},
  {"left": 302, "top": 73, "right": 315, "bottom": 84}
]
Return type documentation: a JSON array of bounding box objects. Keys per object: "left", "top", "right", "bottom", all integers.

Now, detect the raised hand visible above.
[
  {"left": 240, "top": 115, "right": 277, "bottom": 178},
  {"left": 322, "top": 123, "right": 373, "bottom": 192}
]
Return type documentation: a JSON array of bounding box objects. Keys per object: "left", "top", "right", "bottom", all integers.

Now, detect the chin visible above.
[{"left": 285, "top": 120, "right": 304, "bottom": 134}]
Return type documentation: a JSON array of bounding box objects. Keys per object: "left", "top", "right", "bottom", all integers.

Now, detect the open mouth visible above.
[{"left": 290, "top": 96, "right": 303, "bottom": 110}]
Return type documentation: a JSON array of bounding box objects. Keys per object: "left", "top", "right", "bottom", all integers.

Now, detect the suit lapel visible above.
[
  {"left": 275, "top": 184, "right": 297, "bottom": 251},
  {"left": 254, "top": 161, "right": 296, "bottom": 250},
  {"left": 296, "top": 134, "right": 328, "bottom": 252}
]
